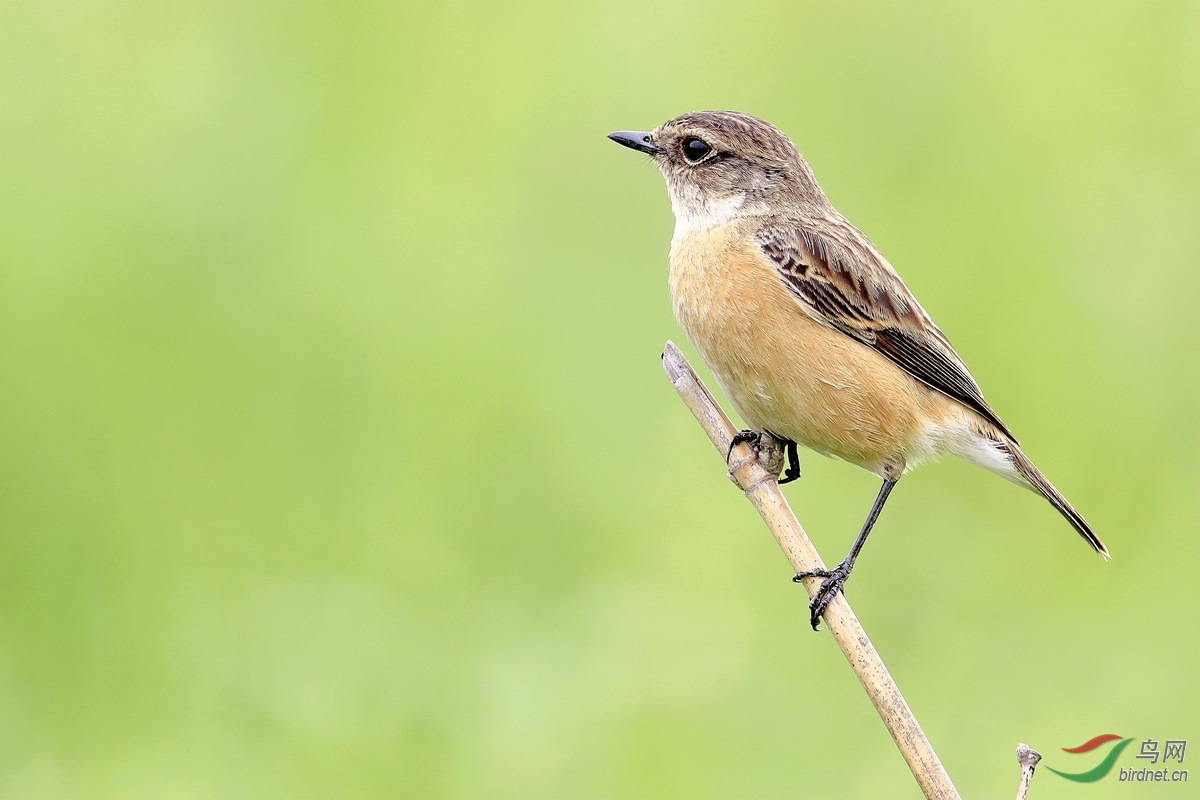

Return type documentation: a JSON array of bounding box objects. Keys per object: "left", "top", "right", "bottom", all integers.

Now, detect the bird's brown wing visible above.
[{"left": 755, "top": 216, "right": 1017, "bottom": 442}]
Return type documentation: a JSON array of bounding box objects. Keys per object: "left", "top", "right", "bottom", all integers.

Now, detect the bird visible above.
[{"left": 608, "top": 110, "right": 1107, "bottom": 630}]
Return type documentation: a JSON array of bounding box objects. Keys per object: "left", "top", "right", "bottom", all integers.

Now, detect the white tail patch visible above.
[{"left": 933, "top": 418, "right": 1029, "bottom": 488}]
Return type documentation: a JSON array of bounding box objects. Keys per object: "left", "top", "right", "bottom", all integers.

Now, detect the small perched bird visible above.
[{"left": 609, "top": 111, "right": 1107, "bottom": 629}]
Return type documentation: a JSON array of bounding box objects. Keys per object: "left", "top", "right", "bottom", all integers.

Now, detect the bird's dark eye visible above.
[{"left": 681, "top": 137, "right": 712, "bottom": 163}]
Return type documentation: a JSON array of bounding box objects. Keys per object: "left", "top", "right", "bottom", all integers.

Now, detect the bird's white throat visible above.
[{"left": 668, "top": 189, "right": 747, "bottom": 242}]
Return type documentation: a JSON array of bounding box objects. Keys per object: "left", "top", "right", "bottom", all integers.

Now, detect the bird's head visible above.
[{"left": 608, "top": 110, "right": 828, "bottom": 236}]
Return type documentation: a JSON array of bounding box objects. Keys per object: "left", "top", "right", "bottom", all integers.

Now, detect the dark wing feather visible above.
[{"left": 756, "top": 217, "right": 1017, "bottom": 442}]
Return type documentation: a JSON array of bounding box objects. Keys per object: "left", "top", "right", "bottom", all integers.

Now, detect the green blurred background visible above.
[{"left": 0, "top": 1, "right": 1196, "bottom": 797}]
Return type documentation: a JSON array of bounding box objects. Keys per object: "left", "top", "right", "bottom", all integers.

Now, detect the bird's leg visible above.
[
  {"left": 793, "top": 478, "right": 898, "bottom": 630},
  {"left": 778, "top": 438, "right": 801, "bottom": 484}
]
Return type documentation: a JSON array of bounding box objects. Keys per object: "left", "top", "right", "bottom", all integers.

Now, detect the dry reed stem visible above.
[{"left": 1014, "top": 743, "right": 1041, "bottom": 800}]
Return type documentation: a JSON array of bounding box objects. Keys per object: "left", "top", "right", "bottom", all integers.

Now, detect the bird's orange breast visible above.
[{"left": 668, "top": 219, "right": 957, "bottom": 476}]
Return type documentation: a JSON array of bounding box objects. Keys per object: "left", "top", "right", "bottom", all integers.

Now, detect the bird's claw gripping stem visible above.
[{"left": 793, "top": 561, "right": 852, "bottom": 631}]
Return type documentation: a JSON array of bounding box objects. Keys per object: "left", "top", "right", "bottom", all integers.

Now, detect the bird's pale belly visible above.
[{"left": 669, "top": 223, "right": 950, "bottom": 476}]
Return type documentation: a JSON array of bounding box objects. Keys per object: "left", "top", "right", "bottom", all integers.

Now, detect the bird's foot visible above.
[
  {"left": 792, "top": 561, "right": 852, "bottom": 631},
  {"left": 727, "top": 430, "right": 794, "bottom": 483},
  {"left": 726, "top": 429, "right": 763, "bottom": 463}
]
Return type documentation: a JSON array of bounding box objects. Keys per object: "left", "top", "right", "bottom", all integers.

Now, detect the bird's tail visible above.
[{"left": 1000, "top": 441, "right": 1109, "bottom": 559}]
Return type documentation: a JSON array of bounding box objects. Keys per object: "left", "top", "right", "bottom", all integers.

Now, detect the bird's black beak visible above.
[{"left": 608, "top": 130, "right": 662, "bottom": 156}]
